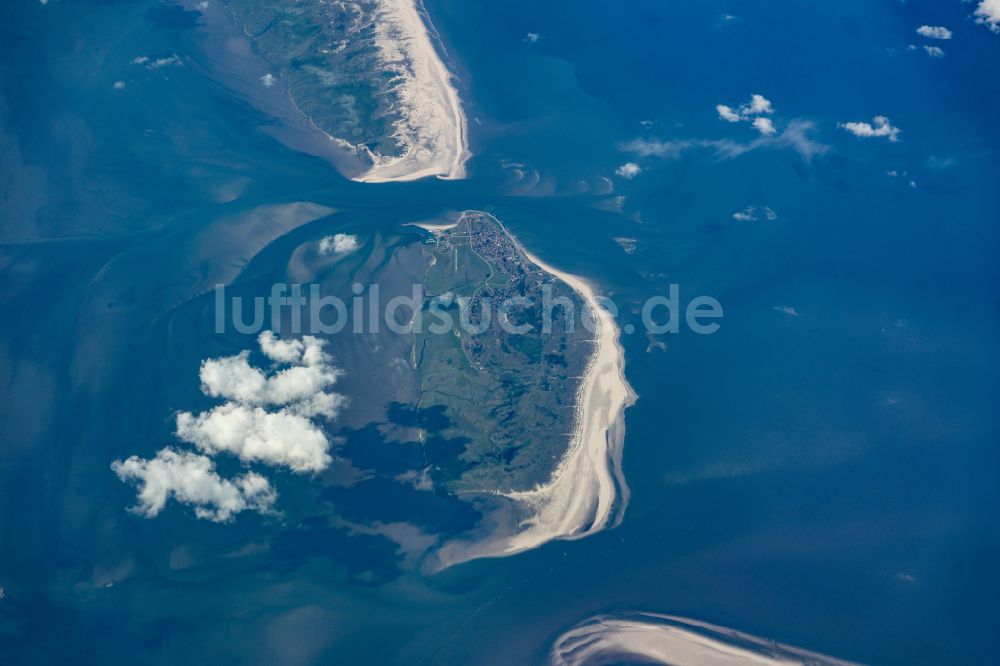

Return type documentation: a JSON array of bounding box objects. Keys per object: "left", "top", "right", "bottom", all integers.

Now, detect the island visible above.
[
  {"left": 219, "top": 0, "right": 469, "bottom": 182},
  {"left": 412, "top": 211, "right": 636, "bottom": 568}
]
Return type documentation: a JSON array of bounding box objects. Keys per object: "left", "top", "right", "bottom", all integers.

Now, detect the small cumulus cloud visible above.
[
  {"left": 177, "top": 333, "right": 345, "bottom": 471},
  {"left": 839, "top": 115, "right": 901, "bottom": 141},
  {"left": 732, "top": 205, "right": 777, "bottom": 221},
  {"left": 615, "top": 162, "right": 642, "bottom": 179},
  {"left": 916, "top": 25, "right": 952, "bottom": 40},
  {"left": 524, "top": 32, "right": 541, "bottom": 43},
  {"left": 260, "top": 73, "right": 276, "bottom": 87},
  {"left": 716, "top": 104, "right": 742, "bottom": 123},
  {"left": 923, "top": 45, "right": 946, "bottom": 58},
  {"left": 113, "top": 333, "right": 346, "bottom": 521},
  {"left": 176, "top": 404, "right": 335, "bottom": 473},
  {"left": 773, "top": 305, "right": 800, "bottom": 317},
  {"left": 319, "top": 233, "right": 360, "bottom": 256},
  {"left": 148, "top": 55, "right": 183, "bottom": 70},
  {"left": 715, "top": 94, "right": 777, "bottom": 136},
  {"left": 752, "top": 117, "right": 776, "bottom": 135},
  {"left": 112, "top": 448, "right": 276, "bottom": 522},
  {"left": 621, "top": 93, "right": 827, "bottom": 163},
  {"left": 113, "top": 80, "right": 126, "bottom": 90},
  {"left": 975, "top": 0, "right": 1000, "bottom": 33},
  {"left": 744, "top": 94, "right": 774, "bottom": 115}
]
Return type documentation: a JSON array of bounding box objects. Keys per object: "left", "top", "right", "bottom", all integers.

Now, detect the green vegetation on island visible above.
[
  {"left": 224, "top": 0, "right": 404, "bottom": 159},
  {"left": 414, "top": 212, "right": 596, "bottom": 495}
]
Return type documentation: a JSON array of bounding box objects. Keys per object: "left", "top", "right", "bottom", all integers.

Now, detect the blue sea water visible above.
[{"left": 1, "top": 0, "right": 999, "bottom": 663}]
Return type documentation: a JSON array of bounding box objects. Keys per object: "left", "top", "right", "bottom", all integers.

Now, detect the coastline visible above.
[
  {"left": 433, "top": 212, "right": 636, "bottom": 568},
  {"left": 353, "top": 0, "right": 470, "bottom": 183}
]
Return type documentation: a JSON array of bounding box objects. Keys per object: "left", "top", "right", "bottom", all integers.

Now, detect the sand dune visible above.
[{"left": 354, "top": 0, "right": 470, "bottom": 183}]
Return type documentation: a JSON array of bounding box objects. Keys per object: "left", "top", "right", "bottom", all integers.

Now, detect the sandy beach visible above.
[
  {"left": 354, "top": 0, "right": 470, "bottom": 183},
  {"left": 433, "top": 212, "right": 635, "bottom": 568},
  {"left": 550, "top": 614, "right": 858, "bottom": 666}
]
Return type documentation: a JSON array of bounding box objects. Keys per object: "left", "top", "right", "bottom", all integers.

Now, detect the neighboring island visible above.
[
  {"left": 220, "top": 0, "right": 469, "bottom": 182},
  {"left": 412, "top": 212, "right": 636, "bottom": 568}
]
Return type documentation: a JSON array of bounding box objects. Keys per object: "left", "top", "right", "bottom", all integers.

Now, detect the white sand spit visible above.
[
  {"left": 551, "top": 614, "right": 859, "bottom": 666},
  {"left": 354, "top": 0, "right": 470, "bottom": 183}
]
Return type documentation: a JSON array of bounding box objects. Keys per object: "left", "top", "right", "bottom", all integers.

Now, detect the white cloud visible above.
[
  {"left": 132, "top": 56, "right": 149, "bottom": 65},
  {"left": 715, "top": 94, "right": 774, "bottom": 124},
  {"left": 111, "top": 448, "right": 276, "bottom": 522},
  {"left": 620, "top": 138, "right": 698, "bottom": 159},
  {"left": 524, "top": 32, "right": 541, "bottom": 43},
  {"left": 975, "top": 0, "right": 1000, "bottom": 32},
  {"left": 752, "top": 117, "right": 776, "bottom": 135},
  {"left": 744, "top": 94, "right": 774, "bottom": 115},
  {"left": 732, "top": 205, "right": 777, "bottom": 221},
  {"left": 620, "top": 119, "right": 827, "bottom": 163},
  {"left": 319, "top": 233, "right": 360, "bottom": 256},
  {"left": 147, "top": 55, "right": 183, "bottom": 70},
  {"left": 198, "top": 339, "right": 342, "bottom": 409},
  {"left": 916, "top": 25, "right": 952, "bottom": 39},
  {"left": 768, "top": 120, "right": 828, "bottom": 160},
  {"left": 715, "top": 95, "right": 779, "bottom": 137},
  {"left": 114, "top": 333, "right": 347, "bottom": 520},
  {"left": 716, "top": 104, "right": 742, "bottom": 122},
  {"left": 176, "top": 404, "right": 333, "bottom": 473},
  {"left": 923, "top": 45, "right": 946, "bottom": 58},
  {"left": 259, "top": 330, "right": 305, "bottom": 364},
  {"left": 773, "top": 305, "right": 800, "bottom": 317},
  {"left": 113, "top": 80, "right": 126, "bottom": 90},
  {"left": 615, "top": 162, "right": 642, "bottom": 179},
  {"left": 839, "top": 115, "right": 901, "bottom": 141},
  {"left": 260, "top": 73, "right": 276, "bottom": 87},
  {"left": 625, "top": 94, "right": 828, "bottom": 162},
  {"left": 198, "top": 351, "right": 267, "bottom": 403},
  {"left": 179, "top": 333, "right": 345, "bottom": 471}
]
